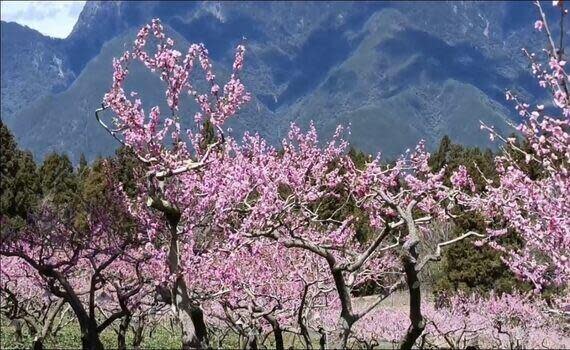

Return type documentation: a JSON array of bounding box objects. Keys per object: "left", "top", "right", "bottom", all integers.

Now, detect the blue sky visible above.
[{"left": 1, "top": 1, "right": 85, "bottom": 38}]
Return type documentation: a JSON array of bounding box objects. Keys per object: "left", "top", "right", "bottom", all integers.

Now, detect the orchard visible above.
[{"left": 1, "top": 1, "right": 568, "bottom": 349}]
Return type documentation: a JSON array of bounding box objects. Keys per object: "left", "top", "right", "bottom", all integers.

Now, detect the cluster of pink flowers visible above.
[
  {"left": 350, "top": 292, "right": 569, "bottom": 349},
  {"left": 99, "top": 7, "right": 569, "bottom": 347},
  {"left": 475, "top": 1, "right": 569, "bottom": 294},
  {"left": 3, "top": 2, "right": 569, "bottom": 347},
  {"left": 103, "top": 18, "right": 250, "bottom": 177}
]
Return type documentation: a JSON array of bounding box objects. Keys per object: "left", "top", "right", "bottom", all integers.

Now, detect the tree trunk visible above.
[
  {"left": 45, "top": 269, "right": 105, "bottom": 350},
  {"left": 244, "top": 328, "right": 258, "bottom": 350},
  {"left": 131, "top": 317, "right": 145, "bottom": 349},
  {"left": 57, "top": 293, "right": 103, "bottom": 350},
  {"left": 318, "top": 327, "right": 327, "bottom": 350},
  {"left": 118, "top": 313, "right": 131, "bottom": 350},
  {"left": 81, "top": 325, "right": 105, "bottom": 350},
  {"left": 298, "top": 284, "right": 313, "bottom": 349},
  {"left": 264, "top": 315, "right": 284, "bottom": 350},
  {"left": 329, "top": 265, "right": 355, "bottom": 349},
  {"left": 166, "top": 219, "right": 209, "bottom": 350},
  {"left": 67, "top": 301, "right": 104, "bottom": 350},
  {"left": 400, "top": 248, "right": 425, "bottom": 350},
  {"left": 272, "top": 328, "right": 284, "bottom": 350},
  {"left": 190, "top": 307, "right": 209, "bottom": 346},
  {"left": 177, "top": 298, "right": 201, "bottom": 349},
  {"left": 149, "top": 190, "right": 213, "bottom": 349},
  {"left": 31, "top": 338, "right": 44, "bottom": 350},
  {"left": 172, "top": 278, "right": 210, "bottom": 349}
]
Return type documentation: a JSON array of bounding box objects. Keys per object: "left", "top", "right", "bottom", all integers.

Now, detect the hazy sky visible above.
[{"left": 1, "top": 1, "right": 86, "bottom": 38}]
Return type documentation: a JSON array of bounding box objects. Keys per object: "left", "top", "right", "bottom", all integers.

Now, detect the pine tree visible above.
[
  {"left": 348, "top": 146, "right": 370, "bottom": 170},
  {"left": 111, "top": 146, "right": 141, "bottom": 198},
  {"left": 428, "top": 136, "right": 531, "bottom": 296},
  {"left": 39, "top": 152, "right": 77, "bottom": 206},
  {"left": 77, "top": 153, "right": 89, "bottom": 178},
  {"left": 199, "top": 119, "right": 217, "bottom": 152},
  {"left": 0, "top": 122, "right": 40, "bottom": 221}
]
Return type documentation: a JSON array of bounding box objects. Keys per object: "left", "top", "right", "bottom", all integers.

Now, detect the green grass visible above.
[
  {"left": 0, "top": 317, "right": 182, "bottom": 349},
  {"left": 1, "top": 314, "right": 393, "bottom": 349},
  {"left": 1, "top": 317, "right": 328, "bottom": 349}
]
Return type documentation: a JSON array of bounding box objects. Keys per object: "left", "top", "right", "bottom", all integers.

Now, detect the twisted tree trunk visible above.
[
  {"left": 117, "top": 313, "right": 131, "bottom": 350},
  {"left": 400, "top": 242, "right": 425, "bottom": 350},
  {"left": 329, "top": 261, "right": 356, "bottom": 349},
  {"left": 32, "top": 299, "right": 66, "bottom": 350},
  {"left": 263, "top": 314, "right": 284, "bottom": 350},
  {"left": 131, "top": 316, "right": 145, "bottom": 349},
  {"left": 165, "top": 212, "right": 209, "bottom": 349}
]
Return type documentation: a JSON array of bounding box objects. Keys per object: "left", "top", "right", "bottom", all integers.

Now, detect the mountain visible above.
[
  {"left": 8, "top": 26, "right": 277, "bottom": 161},
  {"left": 1, "top": 21, "right": 75, "bottom": 124},
  {"left": 1, "top": 1, "right": 561, "bottom": 162}
]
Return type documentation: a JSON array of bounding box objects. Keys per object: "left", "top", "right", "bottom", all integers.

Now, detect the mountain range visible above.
[{"left": 0, "top": 1, "right": 559, "bottom": 162}]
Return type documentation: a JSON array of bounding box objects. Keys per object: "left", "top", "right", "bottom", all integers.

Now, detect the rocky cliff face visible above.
[
  {"left": 1, "top": 1, "right": 560, "bottom": 162},
  {"left": 1, "top": 22, "right": 75, "bottom": 123}
]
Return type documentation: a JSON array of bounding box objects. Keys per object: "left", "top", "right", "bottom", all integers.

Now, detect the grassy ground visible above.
[
  {"left": 0, "top": 317, "right": 338, "bottom": 349},
  {"left": 0, "top": 317, "right": 182, "bottom": 349},
  {"left": 1, "top": 293, "right": 415, "bottom": 349}
]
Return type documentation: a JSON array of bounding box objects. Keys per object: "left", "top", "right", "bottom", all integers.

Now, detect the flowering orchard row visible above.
[{"left": 1, "top": 1, "right": 568, "bottom": 349}]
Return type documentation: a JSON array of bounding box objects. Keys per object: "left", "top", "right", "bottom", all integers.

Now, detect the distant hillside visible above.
[
  {"left": 1, "top": 1, "right": 562, "bottom": 162},
  {"left": 9, "top": 27, "right": 277, "bottom": 161},
  {"left": 1, "top": 22, "right": 75, "bottom": 122}
]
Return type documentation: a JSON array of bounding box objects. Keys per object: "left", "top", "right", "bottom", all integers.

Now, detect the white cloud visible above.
[{"left": 1, "top": 1, "right": 85, "bottom": 38}]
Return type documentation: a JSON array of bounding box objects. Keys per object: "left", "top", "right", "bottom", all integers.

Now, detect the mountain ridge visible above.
[{"left": 1, "top": 1, "right": 560, "bottom": 162}]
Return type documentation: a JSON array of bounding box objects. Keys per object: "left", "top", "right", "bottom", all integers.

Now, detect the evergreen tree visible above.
[
  {"left": 77, "top": 153, "right": 89, "bottom": 178},
  {"left": 199, "top": 119, "right": 218, "bottom": 153},
  {"left": 111, "top": 146, "right": 141, "bottom": 198},
  {"left": 39, "top": 152, "right": 77, "bottom": 206},
  {"left": 429, "top": 135, "right": 452, "bottom": 171},
  {"left": 429, "top": 135, "right": 497, "bottom": 191},
  {"left": 428, "top": 136, "right": 531, "bottom": 296},
  {"left": 347, "top": 146, "right": 370, "bottom": 170},
  {"left": 0, "top": 122, "right": 40, "bottom": 221}
]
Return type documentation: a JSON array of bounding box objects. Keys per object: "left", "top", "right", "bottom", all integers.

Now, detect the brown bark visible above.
[
  {"left": 164, "top": 211, "right": 209, "bottom": 350},
  {"left": 399, "top": 246, "right": 425, "bottom": 350},
  {"left": 117, "top": 313, "right": 131, "bottom": 350},
  {"left": 32, "top": 299, "right": 66, "bottom": 350},
  {"left": 131, "top": 317, "right": 145, "bottom": 349},
  {"left": 263, "top": 314, "right": 284, "bottom": 350},
  {"left": 329, "top": 258, "right": 356, "bottom": 349},
  {"left": 44, "top": 269, "right": 104, "bottom": 350}
]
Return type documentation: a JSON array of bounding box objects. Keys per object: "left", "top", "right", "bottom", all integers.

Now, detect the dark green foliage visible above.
[
  {"left": 199, "top": 120, "right": 218, "bottom": 152},
  {"left": 78, "top": 158, "right": 108, "bottom": 204},
  {"left": 0, "top": 122, "right": 40, "bottom": 222},
  {"left": 433, "top": 226, "right": 531, "bottom": 296},
  {"left": 1, "top": 123, "right": 143, "bottom": 238},
  {"left": 0, "top": 121, "right": 542, "bottom": 299},
  {"left": 429, "top": 135, "right": 532, "bottom": 296},
  {"left": 429, "top": 135, "right": 497, "bottom": 192},
  {"left": 109, "top": 146, "right": 141, "bottom": 198},
  {"left": 39, "top": 152, "right": 78, "bottom": 206},
  {"left": 347, "top": 146, "right": 370, "bottom": 171},
  {"left": 77, "top": 153, "right": 89, "bottom": 177}
]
